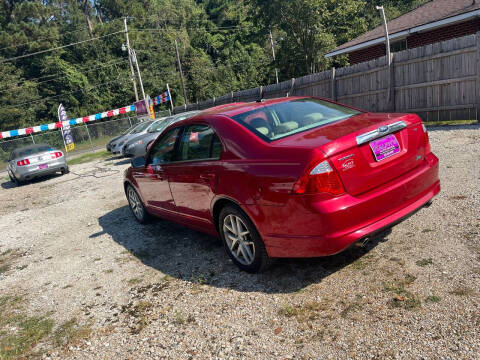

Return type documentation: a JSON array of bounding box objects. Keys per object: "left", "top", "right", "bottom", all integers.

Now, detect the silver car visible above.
[
  {"left": 122, "top": 111, "right": 200, "bottom": 158},
  {"left": 7, "top": 144, "right": 68, "bottom": 185},
  {"left": 107, "top": 120, "right": 154, "bottom": 155}
]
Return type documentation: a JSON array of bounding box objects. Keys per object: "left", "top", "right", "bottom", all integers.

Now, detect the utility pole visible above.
[
  {"left": 377, "top": 5, "right": 395, "bottom": 110},
  {"left": 174, "top": 39, "right": 188, "bottom": 105},
  {"left": 269, "top": 29, "right": 279, "bottom": 84},
  {"left": 124, "top": 17, "right": 139, "bottom": 102},
  {"left": 131, "top": 49, "right": 146, "bottom": 100},
  {"left": 376, "top": 6, "right": 391, "bottom": 66}
]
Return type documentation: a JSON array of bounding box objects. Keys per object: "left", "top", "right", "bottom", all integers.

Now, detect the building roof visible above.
[{"left": 325, "top": 0, "right": 480, "bottom": 57}]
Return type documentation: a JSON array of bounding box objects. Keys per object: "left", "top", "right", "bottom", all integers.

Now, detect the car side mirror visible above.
[{"left": 131, "top": 156, "right": 146, "bottom": 168}]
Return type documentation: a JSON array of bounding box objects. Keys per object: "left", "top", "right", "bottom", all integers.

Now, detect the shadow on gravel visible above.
[
  {"left": 112, "top": 158, "right": 131, "bottom": 166},
  {"left": 94, "top": 205, "right": 391, "bottom": 294},
  {"left": 1, "top": 173, "right": 62, "bottom": 189}
]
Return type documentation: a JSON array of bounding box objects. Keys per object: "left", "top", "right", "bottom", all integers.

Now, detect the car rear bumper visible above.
[
  {"left": 14, "top": 159, "right": 67, "bottom": 181},
  {"left": 255, "top": 153, "right": 440, "bottom": 258}
]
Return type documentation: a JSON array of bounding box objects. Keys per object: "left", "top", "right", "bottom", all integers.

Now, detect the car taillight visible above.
[
  {"left": 51, "top": 152, "right": 63, "bottom": 159},
  {"left": 422, "top": 123, "right": 431, "bottom": 153},
  {"left": 16, "top": 159, "right": 30, "bottom": 166},
  {"left": 293, "top": 160, "right": 345, "bottom": 195}
]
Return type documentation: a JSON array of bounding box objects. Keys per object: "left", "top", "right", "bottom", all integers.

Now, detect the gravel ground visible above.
[{"left": 0, "top": 127, "right": 478, "bottom": 360}]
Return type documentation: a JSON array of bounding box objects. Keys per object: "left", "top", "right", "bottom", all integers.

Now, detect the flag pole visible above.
[{"left": 166, "top": 83, "right": 174, "bottom": 113}]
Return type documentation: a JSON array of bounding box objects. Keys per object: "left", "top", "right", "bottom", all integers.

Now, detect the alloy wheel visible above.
[
  {"left": 128, "top": 187, "right": 144, "bottom": 220},
  {"left": 223, "top": 214, "right": 255, "bottom": 265}
]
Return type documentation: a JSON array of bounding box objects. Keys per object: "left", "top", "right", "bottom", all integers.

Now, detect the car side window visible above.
[
  {"left": 178, "top": 125, "right": 222, "bottom": 161},
  {"left": 149, "top": 127, "right": 181, "bottom": 165}
]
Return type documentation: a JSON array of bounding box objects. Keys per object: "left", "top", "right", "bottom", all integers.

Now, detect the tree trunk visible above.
[{"left": 81, "top": 0, "right": 93, "bottom": 37}]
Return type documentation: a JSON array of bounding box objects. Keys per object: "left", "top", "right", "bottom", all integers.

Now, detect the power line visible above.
[
  {"left": 0, "top": 17, "right": 126, "bottom": 53},
  {"left": 0, "top": 59, "right": 129, "bottom": 93},
  {"left": 131, "top": 25, "right": 243, "bottom": 33},
  {"left": 0, "top": 30, "right": 125, "bottom": 64},
  {"left": 3, "top": 77, "right": 128, "bottom": 109},
  {"left": 3, "top": 57, "right": 130, "bottom": 87}
]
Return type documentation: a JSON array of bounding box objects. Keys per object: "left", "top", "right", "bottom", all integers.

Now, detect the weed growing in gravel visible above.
[
  {"left": 421, "top": 229, "right": 433, "bottom": 233},
  {"left": 52, "top": 318, "right": 91, "bottom": 348},
  {"left": 425, "top": 295, "right": 441, "bottom": 303},
  {"left": 278, "top": 301, "right": 330, "bottom": 322},
  {"left": 0, "top": 296, "right": 91, "bottom": 358},
  {"left": 449, "top": 287, "right": 475, "bottom": 297},
  {"left": 340, "top": 301, "right": 363, "bottom": 318},
  {"left": 383, "top": 275, "right": 421, "bottom": 310},
  {"left": 174, "top": 311, "right": 185, "bottom": 325},
  {"left": 0, "top": 249, "right": 24, "bottom": 276},
  {"left": 416, "top": 258, "right": 433, "bottom": 267},
  {"left": 125, "top": 301, "right": 153, "bottom": 334},
  {"left": 127, "top": 277, "right": 143, "bottom": 285},
  {"left": 103, "top": 269, "right": 114, "bottom": 274}
]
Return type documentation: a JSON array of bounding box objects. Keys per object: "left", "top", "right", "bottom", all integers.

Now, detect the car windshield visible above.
[
  {"left": 148, "top": 118, "right": 169, "bottom": 133},
  {"left": 231, "top": 98, "right": 361, "bottom": 141},
  {"left": 15, "top": 145, "right": 54, "bottom": 158},
  {"left": 130, "top": 121, "right": 153, "bottom": 134},
  {"left": 121, "top": 124, "right": 137, "bottom": 135}
]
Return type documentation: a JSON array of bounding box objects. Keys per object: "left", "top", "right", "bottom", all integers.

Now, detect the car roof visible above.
[
  {"left": 11, "top": 143, "right": 53, "bottom": 157},
  {"left": 201, "top": 97, "right": 308, "bottom": 117}
]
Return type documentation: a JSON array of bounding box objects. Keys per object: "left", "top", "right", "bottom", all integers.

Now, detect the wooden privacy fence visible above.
[{"left": 174, "top": 32, "right": 480, "bottom": 124}]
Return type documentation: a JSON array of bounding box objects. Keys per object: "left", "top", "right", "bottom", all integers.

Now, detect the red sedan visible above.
[{"left": 124, "top": 97, "right": 440, "bottom": 273}]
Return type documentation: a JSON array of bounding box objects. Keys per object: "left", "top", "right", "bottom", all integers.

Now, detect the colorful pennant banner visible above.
[{"left": 0, "top": 104, "right": 136, "bottom": 140}]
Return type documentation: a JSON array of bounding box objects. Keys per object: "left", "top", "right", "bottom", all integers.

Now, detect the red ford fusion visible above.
[{"left": 124, "top": 97, "right": 440, "bottom": 272}]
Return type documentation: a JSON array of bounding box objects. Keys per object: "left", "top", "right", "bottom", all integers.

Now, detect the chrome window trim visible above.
[{"left": 356, "top": 121, "right": 407, "bottom": 145}]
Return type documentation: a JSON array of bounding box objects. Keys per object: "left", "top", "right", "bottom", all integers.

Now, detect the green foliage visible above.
[{"left": 0, "top": 0, "right": 430, "bottom": 131}]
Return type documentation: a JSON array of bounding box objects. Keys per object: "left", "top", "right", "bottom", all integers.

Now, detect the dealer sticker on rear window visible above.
[{"left": 369, "top": 134, "right": 400, "bottom": 161}]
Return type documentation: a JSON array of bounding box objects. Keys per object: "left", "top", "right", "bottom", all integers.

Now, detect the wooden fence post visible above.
[
  {"left": 331, "top": 67, "right": 337, "bottom": 101},
  {"left": 287, "top": 78, "right": 295, "bottom": 97},
  {"left": 476, "top": 32, "right": 480, "bottom": 121},
  {"left": 390, "top": 53, "right": 396, "bottom": 111}
]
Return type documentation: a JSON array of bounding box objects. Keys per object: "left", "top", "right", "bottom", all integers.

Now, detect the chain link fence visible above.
[{"left": 0, "top": 116, "right": 142, "bottom": 174}]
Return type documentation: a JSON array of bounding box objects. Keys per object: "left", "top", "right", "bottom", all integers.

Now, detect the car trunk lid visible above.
[
  {"left": 323, "top": 114, "right": 427, "bottom": 196},
  {"left": 274, "top": 112, "right": 427, "bottom": 196}
]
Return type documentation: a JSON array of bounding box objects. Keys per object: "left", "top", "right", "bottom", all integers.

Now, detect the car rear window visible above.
[
  {"left": 15, "top": 145, "right": 53, "bottom": 158},
  {"left": 231, "top": 98, "right": 361, "bottom": 141}
]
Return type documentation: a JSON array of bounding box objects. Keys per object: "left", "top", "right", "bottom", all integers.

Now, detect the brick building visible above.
[{"left": 325, "top": 0, "right": 480, "bottom": 64}]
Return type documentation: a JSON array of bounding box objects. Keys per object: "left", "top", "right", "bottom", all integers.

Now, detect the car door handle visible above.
[{"left": 200, "top": 174, "right": 216, "bottom": 184}]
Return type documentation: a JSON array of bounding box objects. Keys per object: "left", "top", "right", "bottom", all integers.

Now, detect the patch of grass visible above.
[
  {"left": 173, "top": 311, "right": 194, "bottom": 325},
  {"left": 421, "top": 229, "right": 433, "bottom": 233},
  {"left": 93, "top": 257, "right": 101, "bottom": 262},
  {"left": 278, "top": 301, "right": 330, "bottom": 322},
  {"left": 449, "top": 287, "right": 475, "bottom": 297},
  {"left": 52, "top": 318, "right": 91, "bottom": 348},
  {"left": 383, "top": 275, "right": 421, "bottom": 310},
  {"left": 61, "top": 284, "right": 73, "bottom": 289},
  {"left": 0, "top": 249, "right": 24, "bottom": 276},
  {"left": 0, "top": 315, "right": 53, "bottom": 359},
  {"left": 103, "top": 269, "right": 114, "bottom": 274},
  {"left": 127, "top": 277, "right": 143, "bottom": 285},
  {"left": 425, "top": 295, "right": 441, "bottom": 304},
  {"left": 340, "top": 301, "right": 363, "bottom": 318},
  {"left": 126, "top": 301, "right": 153, "bottom": 334},
  {"left": 67, "top": 150, "right": 110, "bottom": 166},
  {"left": 416, "top": 258, "right": 433, "bottom": 267}
]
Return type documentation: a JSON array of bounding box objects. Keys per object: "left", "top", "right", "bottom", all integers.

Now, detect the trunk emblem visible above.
[
  {"left": 379, "top": 126, "right": 388, "bottom": 132},
  {"left": 342, "top": 159, "right": 355, "bottom": 171}
]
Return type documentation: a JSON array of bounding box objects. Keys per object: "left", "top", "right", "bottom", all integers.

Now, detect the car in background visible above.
[
  {"left": 123, "top": 97, "right": 440, "bottom": 273},
  {"left": 106, "top": 123, "right": 141, "bottom": 152},
  {"left": 7, "top": 144, "right": 68, "bottom": 185},
  {"left": 107, "top": 120, "right": 154, "bottom": 155},
  {"left": 122, "top": 111, "right": 200, "bottom": 158}
]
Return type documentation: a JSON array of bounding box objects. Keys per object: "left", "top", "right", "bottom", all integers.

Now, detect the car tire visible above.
[
  {"left": 126, "top": 185, "right": 151, "bottom": 224},
  {"left": 61, "top": 166, "right": 70, "bottom": 175},
  {"left": 219, "top": 205, "right": 271, "bottom": 273}
]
